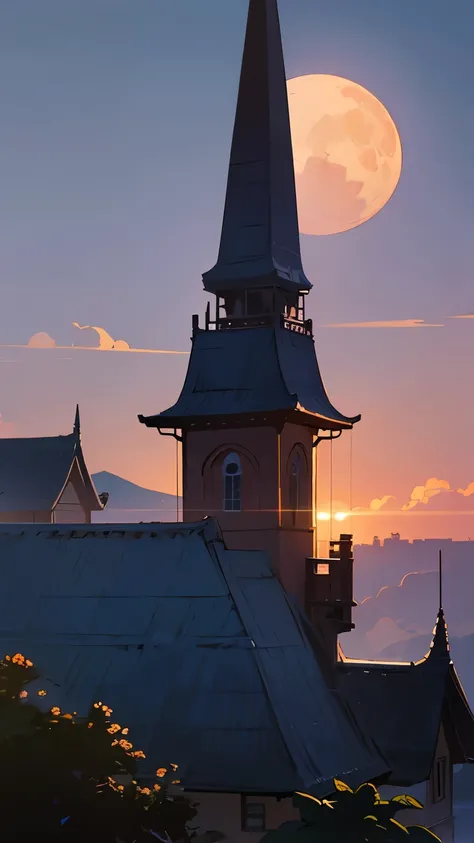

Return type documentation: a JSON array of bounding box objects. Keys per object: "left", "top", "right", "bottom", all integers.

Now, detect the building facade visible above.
[{"left": 0, "top": 406, "right": 107, "bottom": 523}]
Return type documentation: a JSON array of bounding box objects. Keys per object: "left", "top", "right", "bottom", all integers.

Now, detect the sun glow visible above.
[{"left": 317, "top": 511, "right": 349, "bottom": 522}]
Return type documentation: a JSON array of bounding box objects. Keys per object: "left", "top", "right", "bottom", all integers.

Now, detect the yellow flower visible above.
[
  {"left": 154, "top": 784, "right": 161, "bottom": 792},
  {"left": 62, "top": 713, "right": 73, "bottom": 720},
  {"left": 140, "top": 787, "right": 151, "bottom": 796},
  {"left": 170, "top": 763, "right": 179, "bottom": 771},
  {"left": 51, "top": 706, "right": 61, "bottom": 716},
  {"left": 19, "top": 690, "right": 28, "bottom": 699},
  {"left": 107, "top": 723, "right": 121, "bottom": 735},
  {"left": 88, "top": 722, "right": 94, "bottom": 729},
  {"left": 26, "top": 660, "right": 33, "bottom": 668},
  {"left": 156, "top": 768, "right": 167, "bottom": 778},
  {"left": 119, "top": 739, "right": 133, "bottom": 751},
  {"left": 37, "top": 690, "right": 47, "bottom": 697},
  {"left": 111, "top": 740, "right": 119, "bottom": 747},
  {"left": 4, "top": 655, "right": 10, "bottom": 662},
  {"left": 121, "top": 727, "right": 129, "bottom": 735}
]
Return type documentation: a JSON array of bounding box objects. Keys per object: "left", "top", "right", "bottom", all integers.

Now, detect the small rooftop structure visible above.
[
  {"left": 338, "top": 609, "right": 474, "bottom": 785},
  {"left": 0, "top": 406, "right": 106, "bottom": 523},
  {"left": 0, "top": 519, "right": 387, "bottom": 795}
]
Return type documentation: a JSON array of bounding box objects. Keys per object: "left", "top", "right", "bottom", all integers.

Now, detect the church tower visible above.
[{"left": 139, "top": 0, "right": 359, "bottom": 607}]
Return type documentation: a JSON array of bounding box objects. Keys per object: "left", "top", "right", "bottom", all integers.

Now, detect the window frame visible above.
[
  {"left": 432, "top": 756, "right": 447, "bottom": 803},
  {"left": 241, "top": 795, "right": 266, "bottom": 833},
  {"left": 223, "top": 452, "right": 242, "bottom": 512},
  {"left": 289, "top": 452, "right": 301, "bottom": 523}
]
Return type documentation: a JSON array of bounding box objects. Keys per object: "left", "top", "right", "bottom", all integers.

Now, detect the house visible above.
[
  {"left": 0, "top": 520, "right": 387, "bottom": 840},
  {"left": 0, "top": 406, "right": 107, "bottom": 523}
]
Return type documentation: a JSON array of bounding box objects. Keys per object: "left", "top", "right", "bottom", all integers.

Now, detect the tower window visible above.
[
  {"left": 433, "top": 757, "right": 447, "bottom": 803},
  {"left": 223, "top": 452, "right": 242, "bottom": 512},
  {"left": 289, "top": 453, "right": 301, "bottom": 522}
]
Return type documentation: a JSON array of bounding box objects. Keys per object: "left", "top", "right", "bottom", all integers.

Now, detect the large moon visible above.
[{"left": 287, "top": 75, "right": 402, "bottom": 236}]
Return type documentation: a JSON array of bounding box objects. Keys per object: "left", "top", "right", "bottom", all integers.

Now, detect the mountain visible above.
[{"left": 92, "top": 471, "right": 181, "bottom": 523}]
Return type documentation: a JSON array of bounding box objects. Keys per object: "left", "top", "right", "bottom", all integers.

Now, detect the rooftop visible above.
[{"left": 0, "top": 518, "right": 386, "bottom": 794}]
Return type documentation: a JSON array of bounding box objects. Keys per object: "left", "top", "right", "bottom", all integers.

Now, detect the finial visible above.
[
  {"left": 438, "top": 548, "right": 443, "bottom": 611},
  {"left": 73, "top": 404, "right": 81, "bottom": 439}
]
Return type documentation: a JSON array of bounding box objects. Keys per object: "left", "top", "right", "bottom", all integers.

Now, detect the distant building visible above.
[{"left": 0, "top": 406, "right": 107, "bottom": 524}]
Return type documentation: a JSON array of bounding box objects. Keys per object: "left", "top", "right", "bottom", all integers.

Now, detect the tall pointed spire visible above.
[
  {"left": 426, "top": 550, "right": 450, "bottom": 662},
  {"left": 202, "top": 0, "right": 311, "bottom": 295},
  {"left": 73, "top": 404, "right": 81, "bottom": 440}
]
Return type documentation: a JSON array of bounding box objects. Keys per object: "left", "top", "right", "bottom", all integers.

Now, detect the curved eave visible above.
[{"left": 138, "top": 405, "right": 359, "bottom": 433}]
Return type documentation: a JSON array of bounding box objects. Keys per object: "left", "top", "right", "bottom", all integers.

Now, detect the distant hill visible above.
[{"left": 92, "top": 471, "right": 181, "bottom": 523}]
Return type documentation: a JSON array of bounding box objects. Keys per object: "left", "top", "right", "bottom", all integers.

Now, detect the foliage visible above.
[
  {"left": 261, "top": 780, "right": 443, "bottom": 843},
  {"left": 0, "top": 653, "right": 198, "bottom": 842}
]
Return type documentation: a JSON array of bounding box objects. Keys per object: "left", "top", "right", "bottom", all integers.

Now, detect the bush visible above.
[
  {"left": 261, "top": 780, "right": 442, "bottom": 842},
  {"left": 0, "top": 653, "right": 198, "bottom": 841}
]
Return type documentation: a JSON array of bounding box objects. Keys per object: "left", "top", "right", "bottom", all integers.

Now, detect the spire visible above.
[
  {"left": 73, "top": 404, "right": 81, "bottom": 440},
  {"left": 426, "top": 550, "right": 450, "bottom": 662},
  {"left": 202, "top": 0, "right": 311, "bottom": 296}
]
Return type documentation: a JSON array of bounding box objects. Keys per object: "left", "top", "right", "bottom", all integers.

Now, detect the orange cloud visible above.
[
  {"left": 323, "top": 319, "right": 444, "bottom": 329},
  {"left": 457, "top": 482, "right": 474, "bottom": 497},
  {"left": 448, "top": 314, "right": 474, "bottom": 319},
  {"left": 28, "top": 332, "right": 56, "bottom": 348},
  {"left": 72, "top": 322, "right": 130, "bottom": 350},
  {"left": 369, "top": 495, "right": 396, "bottom": 511},
  {"left": 0, "top": 323, "right": 188, "bottom": 355},
  {"left": 401, "top": 477, "right": 450, "bottom": 511}
]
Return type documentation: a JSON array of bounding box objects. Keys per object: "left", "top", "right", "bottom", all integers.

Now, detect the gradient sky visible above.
[{"left": 0, "top": 0, "right": 473, "bottom": 542}]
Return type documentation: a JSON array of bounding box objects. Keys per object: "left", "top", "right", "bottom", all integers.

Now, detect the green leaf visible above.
[
  {"left": 333, "top": 779, "right": 353, "bottom": 793},
  {"left": 389, "top": 818, "right": 410, "bottom": 834},
  {"left": 391, "top": 794, "right": 424, "bottom": 811}
]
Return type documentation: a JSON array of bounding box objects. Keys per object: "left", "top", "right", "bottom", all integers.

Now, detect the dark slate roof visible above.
[
  {"left": 139, "top": 326, "right": 360, "bottom": 430},
  {"left": 0, "top": 519, "right": 387, "bottom": 794},
  {"left": 0, "top": 421, "right": 104, "bottom": 513},
  {"left": 202, "top": 0, "right": 311, "bottom": 295},
  {"left": 338, "top": 611, "right": 474, "bottom": 785}
]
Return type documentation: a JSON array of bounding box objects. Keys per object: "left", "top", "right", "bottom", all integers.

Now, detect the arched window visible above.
[
  {"left": 223, "top": 452, "right": 242, "bottom": 512},
  {"left": 289, "top": 453, "right": 301, "bottom": 522}
]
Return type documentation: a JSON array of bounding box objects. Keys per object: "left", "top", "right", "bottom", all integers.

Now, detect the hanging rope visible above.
[
  {"left": 329, "top": 437, "right": 333, "bottom": 543},
  {"left": 349, "top": 428, "right": 353, "bottom": 534},
  {"left": 176, "top": 436, "right": 179, "bottom": 522}
]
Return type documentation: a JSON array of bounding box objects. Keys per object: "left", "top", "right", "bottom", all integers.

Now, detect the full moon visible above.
[{"left": 287, "top": 74, "right": 402, "bottom": 236}]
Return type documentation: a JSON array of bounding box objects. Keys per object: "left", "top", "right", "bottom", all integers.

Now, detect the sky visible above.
[{"left": 0, "top": 0, "right": 473, "bottom": 543}]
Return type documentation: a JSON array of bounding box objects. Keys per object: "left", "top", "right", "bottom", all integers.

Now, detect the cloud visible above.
[
  {"left": 0, "top": 323, "right": 188, "bottom": 355},
  {"left": 369, "top": 495, "right": 396, "bottom": 511},
  {"left": 401, "top": 477, "right": 450, "bottom": 511},
  {"left": 448, "top": 313, "right": 474, "bottom": 319},
  {"left": 28, "top": 331, "right": 56, "bottom": 348},
  {"left": 322, "top": 319, "right": 444, "bottom": 329},
  {"left": 457, "top": 482, "right": 474, "bottom": 497},
  {"left": 72, "top": 322, "right": 130, "bottom": 350}
]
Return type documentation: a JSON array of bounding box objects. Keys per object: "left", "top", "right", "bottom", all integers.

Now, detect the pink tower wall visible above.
[{"left": 182, "top": 423, "right": 315, "bottom": 604}]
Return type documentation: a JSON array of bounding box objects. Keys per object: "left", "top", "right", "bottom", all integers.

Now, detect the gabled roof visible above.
[
  {"left": 202, "top": 0, "right": 311, "bottom": 295},
  {"left": 0, "top": 519, "right": 386, "bottom": 794},
  {"left": 139, "top": 326, "right": 360, "bottom": 431},
  {"left": 0, "top": 407, "right": 104, "bottom": 513},
  {"left": 338, "top": 610, "right": 474, "bottom": 784}
]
